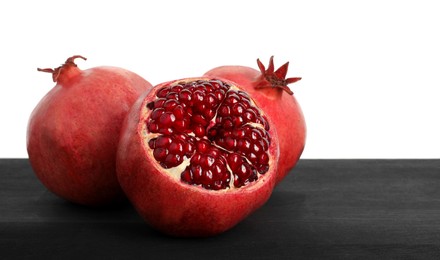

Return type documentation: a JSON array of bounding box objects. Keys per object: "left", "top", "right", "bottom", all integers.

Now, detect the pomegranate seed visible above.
[
  {"left": 169, "top": 142, "right": 183, "bottom": 154},
  {"left": 155, "top": 136, "right": 172, "bottom": 147},
  {"left": 244, "top": 110, "right": 256, "bottom": 121},
  {"left": 166, "top": 92, "right": 178, "bottom": 100},
  {"left": 163, "top": 99, "right": 178, "bottom": 111},
  {"left": 148, "top": 138, "right": 156, "bottom": 149},
  {"left": 171, "top": 84, "right": 183, "bottom": 92},
  {"left": 218, "top": 106, "right": 230, "bottom": 116},
  {"left": 232, "top": 103, "right": 244, "bottom": 115},
  {"left": 157, "top": 87, "right": 170, "bottom": 98},
  {"left": 192, "top": 114, "right": 208, "bottom": 126},
  {"left": 181, "top": 169, "right": 192, "bottom": 183},
  {"left": 147, "top": 121, "right": 159, "bottom": 132},
  {"left": 154, "top": 99, "right": 166, "bottom": 109},
  {"left": 159, "top": 113, "right": 176, "bottom": 127},
  {"left": 196, "top": 140, "right": 209, "bottom": 153},
  {"left": 151, "top": 108, "right": 165, "bottom": 120},
  {"left": 178, "top": 89, "right": 191, "bottom": 101},
  {"left": 194, "top": 125, "right": 205, "bottom": 137},
  {"left": 164, "top": 154, "right": 182, "bottom": 168},
  {"left": 192, "top": 90, "right": 204, "bottom": 102},
  {"left": 153, "top": 147, "right": 168, "bottom": 162}
]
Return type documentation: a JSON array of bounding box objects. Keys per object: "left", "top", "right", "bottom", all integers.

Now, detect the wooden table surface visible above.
[{"left": 1, "top": 159, "right": 440, "bottom": 259}]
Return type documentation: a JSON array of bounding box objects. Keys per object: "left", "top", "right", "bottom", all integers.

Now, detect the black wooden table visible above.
[{"left": 1, "top": 159, "right": 440, "bottom": 259}]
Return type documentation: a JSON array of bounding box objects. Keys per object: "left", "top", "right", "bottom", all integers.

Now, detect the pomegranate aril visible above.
[
  {"left": 170, "top": 84, "right": 183, "bottom": 92},
  {"left": 206, "top": 147, "right": 221, "bottom": 158},
  {"left": 163, "top": 99, "right": 178, "bottom": 111},
  {"left": 200, "top": 155, "right": 215, "bottom": 168},
  {"left": 248, "top": 152, "right": 258, "bottom": 164},
  {"left": 218, "top": 106, "right": 230, "bottom": 116},
  {"left": 166, "top": 92, "right": 179, "bottom": 100},
  {"left": 227, "top": 153, "right": 242, "bottom": 172},
  {"left": 214, "top": 89, "right": 225, "bottom": 101},
  {"left": 174, "top": 119, "right": 189, "bottom": 132},
  {"left": 179, "top": 89, "right": 192, "bottom": 102},
  {"left": 173, "top": 106, "right": 185, "bottom": 119},
  {"left": 244, "top": 110, "right": 256, "bottom": 121},
  {"left": 147, "top": 121, "right": 159, "bottom": 132},
  {"left": 232, "top": 103, "right": 244, "bottom": 115},
  {"left": 224, "top": 137, "right": 236, "bottom": 150},
  {"left": 157, "top": 87, "right": 170, "bottom": 98},
  {"left": 196, "top": 140, "right": 210, "bottom": 153},
  {"left": 226, "top": 93, "right": 239, "bottom": 104},
  {"left": 222, "top": 118, "right": 234, "bottom": 129},
  {"left": 207, "top": 93, "right": 217, "bottom": 106},
  {"left": 252, "top": 143, "right": 261, "bottom": 153},
  {"left": 148, "top": 138, "right": 156, "bottom": 149},
  {"left": 164, "top": 154, "right": 182, "bottom": 168},
  {"left": 192, "top": 114, "right": 208, "bottom": 126},
  {"left": 181, "top": 169, "right": 191, "bottom": 183},
  {"left": 192, "top": 90, "right": 204, "bottom": 102},
  {"left": 169, "top": 142, "right": 183, "bottom": 154},
  {"left": 238, "top": 139, "right": 251, "bottom": 152},
  {"left": 155, "top": 136, "right": 172, "bottom": 147},
  {"left": 153, "top": 148, "right": 168, "bottom": 162},
  {"left": 192, "top": 165, "right": 203, "bottom": 180},
  {"left": 203, "top": 109, "right": 216, "bottom": 121},
  {"left": 259, "top": 152, "right": 269, "bottom": 165},
  {"left": 233, "top": 116, "right": 244, "bottom": 127},
  {"left": 151, "top": 108, "right": 165, "bottom": 120},
  {"left": 232, "top": 128, "right": 245, "bottom": 138},
  {"left": 194, "top": 103, "right": 207, "bottom": 114},
  {"left": 194, "top": 125, "right": 205, "bottom": 137},
  {"left": 159, "top": 113, "right": 176, "bottom": 127}
]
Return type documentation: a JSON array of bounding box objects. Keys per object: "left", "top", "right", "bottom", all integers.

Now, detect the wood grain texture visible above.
[{"left": 1, "top": 159, "right": 440, "bottom": 259}]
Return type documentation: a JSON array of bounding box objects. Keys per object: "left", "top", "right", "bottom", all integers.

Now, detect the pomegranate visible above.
[
  {"left": 204, "top": 56, "right": 306, "bottom": 183},
  {"left": 27, "top": 55, "right": 152, "bottom": 206},
  {"left": 116, "top": 78, "right": 279, "bottom": 236}
]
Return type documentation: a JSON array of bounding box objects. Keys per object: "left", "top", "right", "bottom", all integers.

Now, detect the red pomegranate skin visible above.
[
  {"left": 27, "top": 56, "right": 152, "bottom": 206},
  {"left": 116, "top": 78, "right": 279, "bottom": 237},
  {"left": 204, "top": 58, "right": 306, "bottom": 184}
]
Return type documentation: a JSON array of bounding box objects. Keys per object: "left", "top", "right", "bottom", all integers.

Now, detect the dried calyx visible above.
[{"left": 255, "top": 56, "right": 302, "bottom": 95}]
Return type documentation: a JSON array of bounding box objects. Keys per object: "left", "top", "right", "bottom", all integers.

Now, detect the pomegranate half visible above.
[
  {"left": 27, "top": 55, "right": 152, "bottom": 206},
  {"left": 116, "top": 78, "right": 279, "bottom": 237}
]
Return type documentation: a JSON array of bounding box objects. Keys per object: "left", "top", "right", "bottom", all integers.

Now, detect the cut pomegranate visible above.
[{"left": 116, "top": 77, "right": 279, "bottom": 237}]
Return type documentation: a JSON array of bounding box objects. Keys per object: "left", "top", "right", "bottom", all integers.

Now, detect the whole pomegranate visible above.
[
  {"left": 204, "top": 56, "right": 306, "bottom": 183},
  {"left": 116, "top": 77, "right": 279, "bottom": 237},
  {"left": 27, "top": 55, "right": 152, "bottom": 206}
]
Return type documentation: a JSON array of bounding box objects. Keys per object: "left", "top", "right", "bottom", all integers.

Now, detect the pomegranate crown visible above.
[
  {"left": 256, "top": 56, "right": 301, "bottom": 95},
  {"left": 37, "top": 55, "right": 87, "bottom": 82}
]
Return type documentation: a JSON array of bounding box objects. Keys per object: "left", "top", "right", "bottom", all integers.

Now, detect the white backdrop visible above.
[{"left": 1, "top": 0, "right": 438, "bottom": 158}]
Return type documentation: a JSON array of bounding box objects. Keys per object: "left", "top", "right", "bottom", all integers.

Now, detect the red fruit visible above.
[
  {"left": 27, "top": 55, "right": 153, "bottom": 206},
  {"left": 116, "top": 78, "right": 278, "bottom": 237},
  {"left": 204, "top": 56, "right": 306, "bottom": 184}
]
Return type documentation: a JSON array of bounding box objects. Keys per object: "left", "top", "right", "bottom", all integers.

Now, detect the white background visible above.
[{"left": 1, "top": 0, "right": 439, "bottom": 159}]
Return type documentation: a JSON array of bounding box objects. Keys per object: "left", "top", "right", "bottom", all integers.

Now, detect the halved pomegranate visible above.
[{"left": 116, "top": 78, "right": 279, "bottom": 237}]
